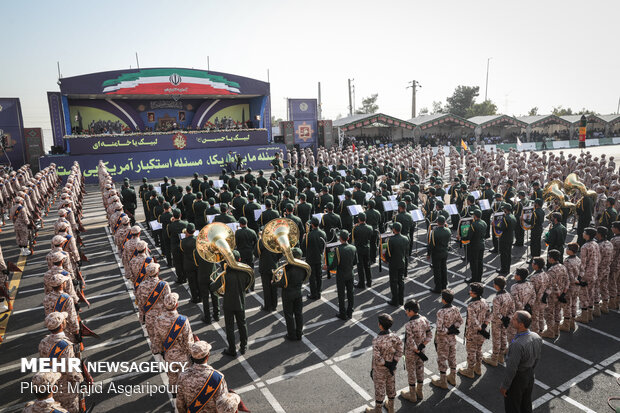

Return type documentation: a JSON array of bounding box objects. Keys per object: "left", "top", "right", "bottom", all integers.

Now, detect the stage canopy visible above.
[{"left": 333, "top": 113, "right": 415, "bottom": 142}]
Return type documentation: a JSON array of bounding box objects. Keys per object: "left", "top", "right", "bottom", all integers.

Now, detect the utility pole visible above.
[
  {"left": 484, "top": 57, "right": 492, "bottom": 101},
  {"left": 318, "top": 82, "right": 322, "bottom": 120},
  {"left": 57, "top": 61, "right": 62, "bottom": 79},
  {"left": 135, "top": 52, "right": 140, "bottom": 70},
  {"left": 407, "top": 80, "right": 421, "bottom": 118},
  {"left": 348, "top": 78, "right": 353, "bottom": 117},
  {"left": 207, "top": 56, "right": 210, "bottom": 71}
]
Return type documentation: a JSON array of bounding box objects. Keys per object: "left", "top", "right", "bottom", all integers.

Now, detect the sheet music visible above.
[
  {"left": 213, "top": 180, "right": 224, "bottom": 189},
  {"left": 365, "top": 192, "right": 373, "bottom": 201},
  {"left": 227, "top": 223, "right": 240, "bottom": 232},
  {"left": 348, "top": 205, "right": 364, "bottom": 216},
  {"left": 154, "top": 186, "right": 162, "bottom": 195},
  {"left": 149, "top": 220, "right": 162, "bottom": 230},
  {"left": 338, "top": 194, "right": 346, "bottom": 201},
  {"left": 410, "top": 209, "right": 424, "bottom": 222},
  {"left": 360, "top": 168, "right": 367, "bottom": 174},
  {"left": 388, "top": 195, "right": 397, "bottom": 201},
  {"left": 206, "top": 214, "right": 216, "bottom": 224},
  {"left": 470, "top": 190, "right": 480, "bottom": 200},
  {"left": 478, "top": 199, "right": 491, "bottom": 211},
  {"left": 383, "top": 200, "right": 398, "bottom": 211},
  {"left": 445, "top": 204, "right": 459, "bottom": 215},
  {"left": 312, "top": 213, "right": 324, "bottom": 221}
]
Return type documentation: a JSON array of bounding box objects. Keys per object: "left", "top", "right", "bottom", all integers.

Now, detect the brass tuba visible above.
[
  {"left": 564, "top": 173, "right": 597, "bottom": 209},
  {"left": 542, "top": 181, "right": 576, "bottom": 220},
  {"left": 196, "top": 222, "right": 254, "bottom": 296},
  {"left": 261, "top": 218, "right": 311, "bottom": 283}
]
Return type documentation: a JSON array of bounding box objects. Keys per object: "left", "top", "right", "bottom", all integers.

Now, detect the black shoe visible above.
[
  {"left": 284, "top": 334, "right": 297, "bottom": 341},
  {"left": 191, "top": 297, "right": 201, "bottom": 303},
  {"left": 306, "top": 294, "right": 318, "bottom": 300},
  {"left": 240, "top": 346, "right": 247, "bottom": 355},
  {"left": 213, "top": 314, "right": 220, "bottom": 321},
  {"left": 386, "top": 300, "right": 398, "bottom": 306},
  {"left": 222, "top": 349, "right": 237, "bottom": 357},
  {"left": 464, "top": 278, "right": 473, "bottom": 284},
  {"left": 261, "top": 305, "right": 271, "bottom": 312},
  {"left": 347, "top": 314, "right": 353, "bottom": 320},
  {"left": 429, "top": 288, "right": 441, "bottom": 294},
  {"left": 355, "top": 283, "right": 365, "bottom": 289},
  {"left": 336, "top": 313, "right": 348, "bottom": 321},
  {"left": 489, "top": 249, "right": 498, "bottom": 254},
  {"left": 367, "top": 282, "right": 372, "bottom": 287},
  {"left": 200, "top": 316, "right": 210, "bottom": 324},
  {"left": 513, "top": 243, "right": 524, "bottom": 247}
]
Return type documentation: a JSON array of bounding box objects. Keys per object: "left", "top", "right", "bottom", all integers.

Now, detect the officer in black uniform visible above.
[
  {"left": 385, "top": 222, "right": 409, "bottom": 306},
  {"left": 304, "top": 217, "right": 326, "bottom": 300},
  {"left": 121, "top": 181, "right": 137, "bottom": 225},
  {"left": 195, "top": 240, "right": 219, "bottom": 323},
  {"left": 213, "top": 203, "right": 236, "bottom": 224},
  {"left": 497, "top": 203, "right": 516, "bottom": 275},
  {"left": 181, "top": 186, "right": 196, "bottom": 223},
  {"left": 529, "top": 198, "right": 545, "bottom": 260},
  {"left": 242, "top": 193, "right": 261, "bottom": 233},
  {"left": 259, "top": 199, "right": 279, "bottom": 228},
  {"left": 295, "top": 193, "right": 313, "bottom": 227},
  {"left": 256, "top": 238, "right": 281, "bottom": 311},
  {"left": 365, "top": 200, "right": 382, "bottom": 263},
  {"left": 427, "top": 215, "right": 452, "bottom": 293},
  {"left": 464, "top": 210, "right": 487, "bottom": 284},
  {"left": 180, "top": 223, "right": 200, "bottom": 302},
  {"left": 326, "top": 230, "right": 357, "bottom": 320},
  {"left": 339, "top": 191, "right": 356, "bottom": 232},
  {"left": 159, "top": 203, "right": 173, "bottom": 266},
  {"left": 352, "top": 213, "right": 373, "bottom": 288},
  {"left": 235, "top": 217, "right": 257, "bottom": 270},
  {"left": 190, "top": 172, "right": 202, "bottom": 194},
  {"left": 167, "top": 209, "right": 188, "bottom": 282},
  {"left": 545, "top": 212, "right": 567, "bottom": 263},
  {"left": 320, "top": 203, "right": 342, "bottom": 241},
  {"left": 273, "top": 247, "right": 308, "bottom": 341},
  {"left": 232, "top": 190, "right": 248, "bottom": 221},
  {"left": 192, "top": 192, "right": 208, "bottom": 230}
]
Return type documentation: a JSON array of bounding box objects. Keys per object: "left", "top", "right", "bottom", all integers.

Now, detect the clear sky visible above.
[{"left": 2, "top": 0, "right": 619, "bottom": 148}]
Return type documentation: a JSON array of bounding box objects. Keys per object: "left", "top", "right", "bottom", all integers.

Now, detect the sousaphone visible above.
[{"left": 261, "top": 218, "right": 311, "bottom": 283}]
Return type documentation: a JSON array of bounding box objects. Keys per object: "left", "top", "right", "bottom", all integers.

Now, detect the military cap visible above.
[
  {"left": 164, "top": 292, "right": 179, "bottom": 310},
  {"left": 49, "top": 272, "right": 69, "bottom": 287},
  {"left": 130, "top": 225, "right": 142, "bottom": 234},
  {"left": 473, "top": 209, "right": 482, "bottom": 218},
  {"left": 52, "top": 235, "right": 66, "bottom": 246},
  {"left": 31, "top": 371, "right": 61, "bottom": 389},
  {"left": 470, "top": 282, "right": 484, "bottom": 296},
  {"left": 436, "top": 200, "right": 444, "bottom": 208},
  {"left": 146, "top": 263, "right": 160, "bottom": 277},
  {"left": 190, "top": 341, "right": 212, "bottom": 359},
  {"left": 437, "top": 215, "right": 446, "bottom": 224},
  {"left": 45, "top": 311, "right": 68, "bottom": 330},
  {"left": 392, "top": 222, "right": 402, "bottom": 232}
]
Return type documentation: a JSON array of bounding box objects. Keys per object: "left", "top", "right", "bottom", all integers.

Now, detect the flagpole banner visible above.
[
  {"left": 39, "top": 143, "right": 286, "bottom": 184},
  {"left": 65, "top": 129, "right": 268, "bottom": 155}
]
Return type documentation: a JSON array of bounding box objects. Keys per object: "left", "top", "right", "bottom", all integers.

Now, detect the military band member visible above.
[
  {"left": 496, "top": 203, "right": 516, "bottom": 275},
  {"left": 576, "top": 189, "right": 594, "bottom": 246},
  {"left": 365, "top": 313, "right": 403, "bottom": 413},
  {"left": 385, "top": 222, "right": 408, "bottom": 306},
  {"left": 464, "top": 210, "right": 487, "bottom": 283},
  {"left": 489, "top": 193, "right": 504, "bottom": 254},
  {"left": 273, "top": 248, "right": 307, "bottom": 341},
  {"left": 176, "top": 341, "right": 241, "bottom": 413},
  {"left": 304, "top": 217, "right": 326, "bottom": 300},
  {"left": 259, "top": 199, "right": 279, "bottom": 228},
  {"left": 400, "top": 300, "right": 432, "bottom": 403},
  {"left": 210, "top": 250, "right": 251, "bottom": 356},
  {"left": 192, "top": 192, "right": 208, "bottom": 230},
  {"left": 353, "top": 213, "right": 373, "bottom": 288},
  {"left": 167, "top": 210, "right": 188, "bottom": 282},
  {"left": 195, "top": 239, "right": 220, "bottom": 323},
  {"left": 256, "top": 237, "right": 281, "bottom": 312},
  {"left": 320, "top": 202, "right": 341, "bottom": 241},
  {"left": 513, "top": 191, "right": 527, "bottom": 246},
  {"left": 180, "top": 223, "right": 200, "bottom": 302},
  {"left": 432, "top": 289, "right": 462, "bottom": 389},
  {"left": 365, "top": 200, "right": 382, "bottom": 263},
  {"left": 530, "top": 199, "right": 545, "bottom": 260},
  {"left": 427, "top": 216, "right": 451, "bottom": 293},
  {"left": 326, "top": 230, "right": 357, "bottom": 320},
  {"left": 545, "top": 212, "right": 567, "bottom": 264}
]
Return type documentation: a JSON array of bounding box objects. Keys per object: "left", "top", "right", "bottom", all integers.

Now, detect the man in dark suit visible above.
[
  {"left": 326, "top": 230, "right": 357, "bottom": 320},
  {"left": 180, "top": 223, "right": 200, "bottom": 302},
  {"left": 210, "top": 250, "right": 252, "bottom": 356},
  {"left": 497, "top": 203, "right": 516, "bottom": 275},
  {"left": 352, "top": 213, "right": 373, "bottom": 288},
  {"left": 259, "top": 199, "right": 280, "bottom": 228},
  {"left": 273, "top": 248, "right": 308, "bottom": 341},
  {"left": 192, "top": 192, "right": 208, "bottom": 230},
  {"left": 304, "top": 217, "right": 326, "bottom": 300},
  {"left": 242, "top": 193, "right": 262, "bottom": 233},
  {"left": 320, "top": 203, "right": 341, "bottom": 241},
  {"left": 295, "top": 193, "right": 313, "bottom": 227},
  {"left": 167, "top": 209, "right": 188, "bottom": 282},
  {"left": 256, "top": 238, "right": 281, "bottom": 311},
  {"left": 529, "top": 198, "right": 545, "bottom": 260},
  {"left": 235, "top": 217, "right": 257, "bottom": 270},
  {"left": 385, "top": 222, "right": 409, "bottom": 306},
  {"left": 339, "top": 191, "right": 356, "bottom": 232}
]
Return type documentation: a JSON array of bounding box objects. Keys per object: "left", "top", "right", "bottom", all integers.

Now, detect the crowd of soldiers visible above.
[
  {"left": 17, "top": 139, "right": 620, "bottom": 412},
  {"left": 15, "top": 162, "right": 96, "bottom": 413},
  {"left": 100, "top": 162, "right": 243, "bottom": 413}
]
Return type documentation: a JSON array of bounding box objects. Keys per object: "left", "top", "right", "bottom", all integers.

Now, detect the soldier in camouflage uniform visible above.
[
  {"left": 509, "top": 269, "right": 536, "bottom": 341},
  {"left": 575, "top": 228, "right": 600, "bottom": 323},
  {"left": 42, "top": 273, "right": 80, "bottom": 342},
  {"left": 43, "top": 251, "right": 78, "bottom": 306},
  {"left": 459, "top": 282, "right": 490, "bottom": 379},
  {"left": 541, "top": 250, "right": 569, "bottom": 339},
  {"left": 38, "top": 312, "right": 83, "bottom": 413},
  {"left": 121, "top": 226, "right": 143, "bottom": 269},
  {"left": 483, "top": 276, "right": 514, "bottom": 367},
  {"left": 610, "top": 222, "right": 620, "bottom": 310},
  {"left": 529, "top": 258, "right": 550, "bottom": 333},
  {"left": 431, "top": 289, "right": 462, "bottom": 389},
  {"left": 10, "top": 196, "right": 31, "bottom": 256},
  {"left": 114, "top": 215, "right": 131, "bottom": 250},
  {"left": 366, "top": 313, "right": 403, "bottom": 413},
  {"left": 176, "top": 341, "right": 241, "bottom": 413},
  {"left": 151, "top": 293, "right": 195, "bottom": 388},
  {"left": 22, "top": 372, "right": 69, "bottom": 413},
  {"left": 400, "top": 300, "right": 432, "bottom": 403},
  {"left": 595, "top": 227, "right": 614, "bottom": 314},
  {"left": 135, "top": 263, "right": 171, "bottom": 339},
  {"left": 561, "top": 243, "right": 582, "bottom": 331},
  {"left": 126, "top": 240, "right": 150, "bottom": 283}
]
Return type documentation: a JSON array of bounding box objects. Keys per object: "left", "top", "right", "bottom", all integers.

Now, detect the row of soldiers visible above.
[
  {"left": 22, "top": 162, "right": 95, "bottom": 413},
  {"left": 0, "top": 164, "right": 61, "bottom": 315},
  {"left": 99, "top": 162, "right": 244, "bottom": 413}
]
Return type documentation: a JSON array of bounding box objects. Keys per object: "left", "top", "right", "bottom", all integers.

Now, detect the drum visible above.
[
  {"left": 492, "top": 212, "right": 505, "bottom": 238},
  {"left": 459, "top": 218, "right": 472, "bottom": 245},
  {"left": 521, "top": 206, "right": 534, "bottom": 230}
]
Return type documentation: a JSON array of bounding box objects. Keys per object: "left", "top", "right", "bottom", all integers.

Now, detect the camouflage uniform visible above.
[
  {"left": 43, "top": 266, "right": 78, "bottom": 304},
  {"left": 596, "top": 239, "right": 613, "bottom": 305},
  {"left": 370, "top": 330, "right": 403, "bottom": 403},
  {"left": 579, "top": 240, "right": 600, "bottom": 311},
  {"left": 151, "top": 309, "right": 194, "bottom": 386},
  {"left": 23, "top": 398, "right": 69, "bottom": 413},
  {"left": 46, "top": 248, "right": 74, "bottom": 275},
  {"left": 464, "top": 298, "right": 490, "bottom": 368},
  {"left": 115, "top": 223, "right": 131, "bottom": 251},
  {"left": 508, "top": 278, "right": 535, "bottom": 341},
  {"left": 10, "top": 203, "right": 30, "bottom": 247},
  {"left": 490, "top": 290, "right": 515, "bottom": 357},
  {"left": 564, "top": 255, "right": 582, "bottom": 319},
  {"left": 176, "top": 364, "right": 230, "bottom": 413},
  {"left": 121, "top": 234, "right": 141, "bottom": 269},
  {"left": 38, "top": 333, "right": 83, "bottom": 413},
  {"left": 544, "top": 263, "right": 569, "bottom": 333},
  {"left": 404, "top": 315, "right": 432, "bottom": 386},
  {"left": 42, "top": 291, "right": 79, "bottom": 339},
  {"left": 135, "top": 273, "right": 171, "bottom": 339},
  {"left": 127, "top": 254, "right": 152, "bottom": 287},
  {"left": 611, "top": 234, "right": 620, "bottom": 307},
  {"left": 435, "top": 304, "right": 463, "bottom": 374},
  {"left": 530, "top": 269, "right": 550, "bottom": 333}
]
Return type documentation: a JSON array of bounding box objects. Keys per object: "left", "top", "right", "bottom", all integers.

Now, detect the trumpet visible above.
[
  {"left": 196, "top": 222, "right": 254, "bottom": 296},
  {"left": 261, "top": 218, "right": 311, "bottom": 283}
]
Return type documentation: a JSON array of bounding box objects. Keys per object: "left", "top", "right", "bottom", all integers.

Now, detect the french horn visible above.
[
  {"left": 196, "top": 222, "right": 254, "bottom": 296},
  {"left": 261, "top": 218, "right": 311, "bottom": 283}
]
